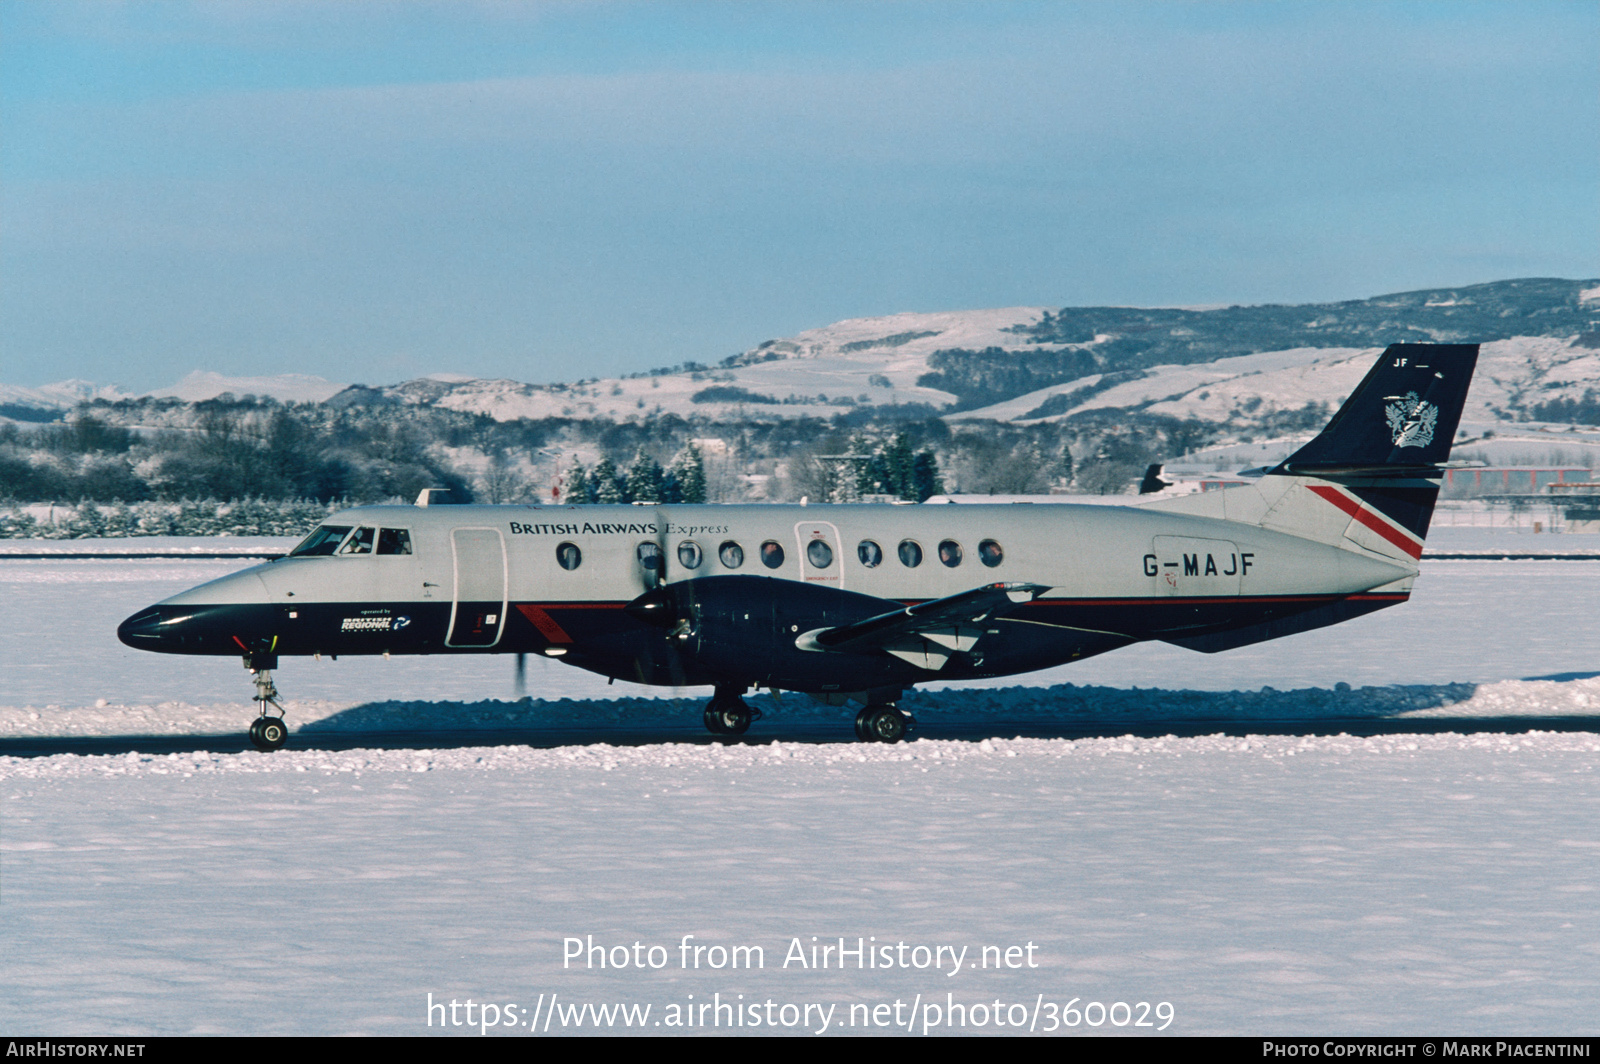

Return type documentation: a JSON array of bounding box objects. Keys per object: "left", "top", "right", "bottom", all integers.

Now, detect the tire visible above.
[
  {"left": 718, "top": 707, "right": 751, "bottom": 736},
  {"left": 704, "top": 707, "right": 727, "bottom": 735},
  {"left": 854, "top": 708, "right": 875, "bottom": 742},
  {"left": 250, "top": 716, "right": 288, "bottom": 752}
]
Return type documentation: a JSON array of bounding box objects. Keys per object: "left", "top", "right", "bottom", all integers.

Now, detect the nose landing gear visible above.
[
  {"left": 244, "top": 653, "right": 288, "bottom": 752},
  {"left": 703, "top": 686, "right": 762, "bottom": 737}
]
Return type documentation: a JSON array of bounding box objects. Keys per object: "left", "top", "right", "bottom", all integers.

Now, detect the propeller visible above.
[{"left": 514, "top": 652, "right": 527, "bottom": 698}]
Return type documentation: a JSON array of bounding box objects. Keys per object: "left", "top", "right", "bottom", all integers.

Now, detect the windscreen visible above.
[{"left": 288, "top": 525, "right": 352, "bottom": 557}]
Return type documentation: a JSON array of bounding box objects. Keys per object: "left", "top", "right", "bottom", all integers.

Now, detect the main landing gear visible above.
[
  {"left": 703, "top": 686, "right": 762, "bottom": 737},
  {"left": 244, "top": 653, "right": 288, "bottom": 752},
  {"left": 855, "top": 704, "right": 914, "bottom": 744}
]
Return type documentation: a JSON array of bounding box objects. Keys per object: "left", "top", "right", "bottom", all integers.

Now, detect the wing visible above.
[{"left": 797, "top": 581, "right": 1051, "bottom": 671}]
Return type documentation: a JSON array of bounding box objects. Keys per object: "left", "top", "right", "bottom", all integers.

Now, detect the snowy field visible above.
[{"left": 2, "top": 534, "right": 1599, "bottom": 1035}]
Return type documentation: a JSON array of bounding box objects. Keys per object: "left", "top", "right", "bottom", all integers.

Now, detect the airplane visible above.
[{"left": 118, "top": 343, "right": 1479, "bottom": 750}]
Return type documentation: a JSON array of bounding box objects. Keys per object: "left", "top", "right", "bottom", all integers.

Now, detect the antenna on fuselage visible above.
[{"left": 415, "top": 488, "right": 459, "bottom": 507}]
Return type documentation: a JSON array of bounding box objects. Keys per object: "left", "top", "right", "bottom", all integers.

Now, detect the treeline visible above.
[
  {"left": 0, "top": 392, "right": 1225, "bottom": 515},
  {"left": 560, "top": 445, "right": 708, "bottom": 504},
  {"left": 0, "top": 498, "right": 337, "bottom": 539},
  {"left": 0, "top": 401, "right": 473, "bottom": 504},
  {"left": 1529, "top": 389, "right": 1600, "bottom": 426}
]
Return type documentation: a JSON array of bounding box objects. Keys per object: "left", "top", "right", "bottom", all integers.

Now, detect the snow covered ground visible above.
[{"left": 2, "top": 534, "right": 1599, "bottom": 1035}]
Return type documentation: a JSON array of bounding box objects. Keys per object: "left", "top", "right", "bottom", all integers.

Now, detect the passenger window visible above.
[
  {"left": 556, "top": 542, "right": 582, "bottom": 571},
  {"left": 719, "top": 541, "right": 744, "bottom": 569},
  {"left": 339, "top": 526, "right": 375, "bottom": 555},
  {"left": 678, "top": 541, "right": 703, "bottom": 569},
  {"left": 898, "top": 539, "right": 923, "bottom": 567},
  {"left": 760, "top": 540, "right": 785, "bottom": 569},
  {"left": 636, "top": 542, "right": 663, "bottom": 573},
  {"left": 377, "top": 528, "right": 413, "bottom": 555},
  {"left": 289, "top": 525, "right": 352, "bottom": 557},
  {"left": 806, "top": 539, "right": 834, "bottom": 569},
  {"left": 938, "top": 539, "right": 963, "bottom": 567},
  {"left": 857, "top": 539, "right": 882, "bottom": 567},
  {"left": 979, "top": 539, "right": 1004, "bottom": 568}
]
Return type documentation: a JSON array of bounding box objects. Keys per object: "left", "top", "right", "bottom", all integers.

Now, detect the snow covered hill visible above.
[
  {"left": 949, "top": 335, "right": 1600, "bottom": 428},
  {"left": 144, "top": 370, "right": 347, "bottom": 404},
  {"left": 7, "top": 280, "right": 1597, "bottom": 445},
  {"left": 327, "top": 278, "right": 1598, "bottom": 433},
  {"left": 1, "top": 371, "right": 347, "bottom": 417}
]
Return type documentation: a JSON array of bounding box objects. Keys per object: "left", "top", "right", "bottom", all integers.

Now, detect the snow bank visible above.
[{"left": 5, "top": 728, "right": 1599, "bottom": 783}]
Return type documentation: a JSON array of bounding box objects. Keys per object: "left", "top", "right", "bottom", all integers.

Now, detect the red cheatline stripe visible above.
[
  {"left": 515, "top": 604, "right": 573, "bottom": 644},
  {"left": 1307, "top": 485, "right": 1424, "bottom": 559}
]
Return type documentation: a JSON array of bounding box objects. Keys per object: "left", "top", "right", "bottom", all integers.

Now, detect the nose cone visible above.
[
  {"left": 117, "top": 606, "right": 167, "bottom": 649},
  {"left": 117, "top": 570, "right": 274, "bottom": 655}
]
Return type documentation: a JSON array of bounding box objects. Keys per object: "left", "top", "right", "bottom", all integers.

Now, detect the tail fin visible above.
[
  {"left": 1275, "top": 343, "right": 1478, "bottom": 475},
  {"left": 1145, "top": 343, "right": 1479, "bottom": 562}
]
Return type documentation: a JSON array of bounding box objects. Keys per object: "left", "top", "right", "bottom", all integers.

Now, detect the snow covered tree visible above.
[
  {"left": 626, "top": 450, "right": 664, "bottom": 504},
  {"left": 592, "top": 458, "right": 626, "bottom": 504},
  {"left": 561, "top": 455, "right": 591, "bottom": 505},
  {"left": 910, "top": 450, "right": 943, "bottom": 502},
  {"left": 64, "top": 499, "right": 107, "bottom": 538},
  {"left": 666, "top": 443, "right": 707, "bottom": 504}
]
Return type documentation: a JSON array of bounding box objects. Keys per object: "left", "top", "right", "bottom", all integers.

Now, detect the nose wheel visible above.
[
  {"left": 244, "top": 653, "right": 289, "bottom": 752},
  {"left": 703, "top": 686, "right": 761, "bottom": 737},
  {"left": 248, "top": 714, "right": 288, "bottom": 752},
  {"left": 854, "top": 705, "right": 913, "bottom": 744}
]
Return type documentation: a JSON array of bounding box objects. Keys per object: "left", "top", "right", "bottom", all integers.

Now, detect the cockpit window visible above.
[
  {"left": 289, "top": 525, "right": 352, "bottom": 557},
  {"left": 377, "top": 528, "right": 413, "bottom": 555},
  {"left": 339, "top": 526, "right": 376, "bottom": 555}
]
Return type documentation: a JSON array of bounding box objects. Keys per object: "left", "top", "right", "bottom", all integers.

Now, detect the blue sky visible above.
[{"left": 2, "top": 1, "right": 1595, "bottom": 390}]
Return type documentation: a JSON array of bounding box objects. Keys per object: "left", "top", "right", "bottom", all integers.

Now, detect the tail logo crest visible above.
[{"left": 1384, "top": 392, "right": 1438, "bottom": 448}]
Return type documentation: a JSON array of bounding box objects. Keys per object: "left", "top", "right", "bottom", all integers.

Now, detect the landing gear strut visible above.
[
  {"left": 244, "top": 653, "right": 288, "bottom": 752},
  {"left": 703, "top": 686, "right": 761, "bottom": 737},
  {"left": 855, "top": 704, "right": 913, "bottom": 744}
]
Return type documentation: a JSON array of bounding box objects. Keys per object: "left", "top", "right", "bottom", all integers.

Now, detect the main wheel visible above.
[
  {"left": 854, "top": 708, "right": 875, "bottom": 742},
  {"left": 249, "top": 716, "right": 288, "bottom": 752},
  {"left": 704, "top": 706, "right": 728, "bottom": 735},
  {"left": 864, "top": 707, "right": 907, "bottom": 744}
]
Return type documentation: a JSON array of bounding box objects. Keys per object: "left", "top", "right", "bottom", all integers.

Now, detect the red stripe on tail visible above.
[{"left": 1308, "top": 485, "right": 1424, "bottom": 559}]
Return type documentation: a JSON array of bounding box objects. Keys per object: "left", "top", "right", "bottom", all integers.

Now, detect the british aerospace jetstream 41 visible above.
[{"left": 119, "top": 344, "right": 1478, "bottom": 750}]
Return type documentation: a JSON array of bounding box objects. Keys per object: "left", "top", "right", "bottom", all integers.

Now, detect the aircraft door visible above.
[
  {"left": 1149, "top": 536, "right": 1245, "bottom": 597},
  {"left": 795, "top": 521, "right": 843, "bottom": 588},
  {"left": 448, "top": 528, "right": 508, "bottom": 647}
]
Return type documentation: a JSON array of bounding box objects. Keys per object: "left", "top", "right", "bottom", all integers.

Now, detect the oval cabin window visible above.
[
  {"left": 979, "top": 539, "right": 1004, "bottom": 568},
  {"left": 677, "top": 541, "right": 703, "bottom": 569},
  {"left": 719, "top": 541, "right": 744, "bottom": 569},
  {"left": 556, "top": 542, "right": 582, "bottom": 571},
  {"left": 806, "top": 539, "right": 834, "bottom": 569},
  {"left": 898, "top": 539, "right": 923, "bottom": 568},
  {"left": 857, "top": 539, "right": 883, "bottom": 567},
  {"left": 760, "top": 541, "right": 785, "bottom": 569},
  {"left": 938, "top": 539, "right": 963, "bottom": 567}
]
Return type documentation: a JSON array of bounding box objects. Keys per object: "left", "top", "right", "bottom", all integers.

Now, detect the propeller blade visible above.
[{"left": 515, "top": 652, "right": 526, "bottom": 698}]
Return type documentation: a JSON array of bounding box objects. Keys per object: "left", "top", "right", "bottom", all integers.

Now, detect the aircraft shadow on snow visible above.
[{"left": 9, "top": 685, "right": 1600, "bottom": 757}]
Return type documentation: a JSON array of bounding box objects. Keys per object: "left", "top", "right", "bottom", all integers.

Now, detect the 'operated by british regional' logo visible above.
[{"left": 1383, "top": 391, "right": 1438, "bottom": 448}]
